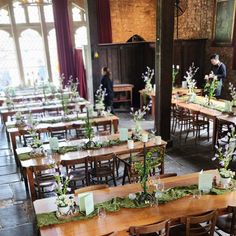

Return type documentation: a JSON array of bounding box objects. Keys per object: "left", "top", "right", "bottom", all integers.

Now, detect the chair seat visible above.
[
  {"left": 89, "top": 166, "right": 113, "bottom": 177},
  {"left": 216, "top": 213, "right": 235, "bottom": 234},
  {"left": 69, "top": 169, "right": 86, "bottom": 181},
  {"left": 170, "top": 223, "right": 209, "bottom": 236}
]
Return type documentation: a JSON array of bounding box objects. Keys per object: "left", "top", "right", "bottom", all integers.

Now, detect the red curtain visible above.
[
  {"left": 74, "top": 49, "right": 87, "bottom": 99},
  {"left": 96, "top": 0, "right": 112, "bottom": 43},
  {"left": 52, "top": 0, "right": 75, "bottom": 85}
]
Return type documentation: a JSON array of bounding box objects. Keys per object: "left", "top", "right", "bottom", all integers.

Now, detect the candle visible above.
[
  {"left": 176, "top": 65, "right": 180, "bottom": 70},
  {"left": 172, "top": 65, "right": 175, "bottom": 69},
  {"left": 142, "top": 133, "right": 148, "bottom": 143},
  {"left": 155, "top": 136, "right": 162, "bottom": 145},
  {"left": 182, "top": 81, "right": 187, "bottom": 88},
  {"left": 127, "top": 140, "right": 134, "bottom": 149}
]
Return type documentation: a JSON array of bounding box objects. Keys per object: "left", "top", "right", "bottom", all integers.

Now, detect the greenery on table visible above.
[
  {"left": 213, "top": 127, "right": 236, "bottom": 179},
  {"left": 134, "top": 147, "right": 162, "bottom": 200},
  {"left": 172, "top": 65, "right": 179, "bottom": 87},
  {"left": 204, "top": 74, "right": 219, "bottom": 104},
  {"left": 36, "top": 184, "right": 235, "bottom": 228},
  {"left": 18, "top": 139, "right": 125, "bottom": 160}
]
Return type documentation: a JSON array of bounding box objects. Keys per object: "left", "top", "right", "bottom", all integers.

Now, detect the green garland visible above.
[
  {"left": 18, "top": 139, "right": 125, "bottom": 160},
  {"left": 36, "top": 184, "right": 234, "bottom": 228}
]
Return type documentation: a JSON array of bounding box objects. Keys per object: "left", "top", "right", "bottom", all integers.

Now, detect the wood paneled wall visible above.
[{"left": 93, "top": 39, "right": 206, "bottom": 107}]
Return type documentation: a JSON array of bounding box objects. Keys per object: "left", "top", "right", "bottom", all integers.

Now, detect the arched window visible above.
[
  {"left": 0, "top": 1, "right": 88, "bottom": 88},
  {"left": 48, "top": 29, "right": 59, "bottom": 84},
  {"left": 75, "top": 26, "right": 88, "bottom": 48},
  {"left": 0, "top": 8, "right": 10, "bottom": 24},
  {"left": 0, "top": 30, "right": 20, "bottom": 89},
  {"left": 20, "top": 29, "right": 48, "bottom": 85}
]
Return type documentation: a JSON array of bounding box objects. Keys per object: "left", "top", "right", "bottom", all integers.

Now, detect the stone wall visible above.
[
  {"left": 110, "top": 0, "right": 156, "bottom": 42},
  {"left": 109, "top": 0, "right": 236, "bottom": 90}
]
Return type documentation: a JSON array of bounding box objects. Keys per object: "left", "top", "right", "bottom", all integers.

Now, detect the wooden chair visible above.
[
  {"left": 129, "top": 220, "right": 171, "bottom": 236},
  {"left": 19, "top": 129, "right": 41, "bottom": 147},
  {"left": 216, "top": 119, "right": 235, "bottom": 145},
  {"left": 74, "top": 184, "right": 109, "bottom": 195},
  {"left": 88, "top": 153, "right": 117, "bottom": 186},
  {"left": 170, "top": 210, "right": 218, "bottom": 236},
  {"left": 61, "top": 157, "right": 88, "bottom": 191},
  {"left": 48, "top": 125, "right": 67, "bottom": 140},
  {"left": 185, "top": 110, "right": 210, "bottom": 143},
  {"left": 119, "top": 149, "right": 165, "bottom": 185},
  {"left": 72, "top": 123, "right": 86, "bottom": 139},
  {"left": 216, "top": 205, "right": 236, "bottom": 236},
  {"left": 32, "top": 164, "right": 58, "bottom": 199},
  {"left": 95, "top": 120, "right": 112, "bottom": 136},
  {"left": 172, "top": 106, "right": 192, "bottom": 140}
]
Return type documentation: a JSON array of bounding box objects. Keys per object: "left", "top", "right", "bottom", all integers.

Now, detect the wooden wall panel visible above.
[{"left": 95, "top": 39, "right": 206, "bottom": 107}]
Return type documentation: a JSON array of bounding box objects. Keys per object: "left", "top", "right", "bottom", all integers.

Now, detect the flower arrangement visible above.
[
  {"left": 67, "top": 76, "right": 80, "bottom": 101},
  {"left": 95, "top": 84, "right": 106, "bottom": 113},
  {"left": 27, "top": 116, "right": 43, "bottom": 150},
  {"left": 213, "top": 126, "right": 236, "bottom": 179},
  {"left": 204, "top": 72, "right": 219, "bottom": 105},
  {"left": 184, "top": 63, "right": 199, "bottom": 94},
  {"left": 130, "top": 101, "right": 152, "bottom": 140},
  {"left": 229, "top": 83, "right": 236, "bottom": 105},
  {"left": 54, "top": 175, "right": 74, "bottom": 214},
  {"left": 134, "top": 147, "right": 161, "bottom": 203},
  {"left": 57, "top": 75, "right": 70, "bottom": 116},
  {"left": 84, "top": 109, "right": 95, "bottom": 148},
  {"left": 142, "top": 66, "right": 154, "bottom": 94},
  {"left": 15, "top": 111, "right": 25, "bottom": 127},
  {"left": 4, "top": 86, "right": 16, "bottom": 97},
  {"left": 172, "top": 65, "right": 180, "bottom": 87}
]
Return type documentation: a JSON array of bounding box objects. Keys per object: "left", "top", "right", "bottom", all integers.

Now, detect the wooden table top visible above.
[
  {"left": 34, "top": 170, "right": 236, "bottom": 236},
  {"left": 17, "top": 134, "right": 166, "bottom": 168},
  {"left": 139, "top": 88, "right": 202, "bottom": 97}
]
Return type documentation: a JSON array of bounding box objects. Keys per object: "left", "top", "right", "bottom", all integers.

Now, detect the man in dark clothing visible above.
[
  {"left": 100, "top": 67, "right": 114, "bottom": 113},
  {"left": 210, "top": 54, "right": 227, "bottom": 97}
]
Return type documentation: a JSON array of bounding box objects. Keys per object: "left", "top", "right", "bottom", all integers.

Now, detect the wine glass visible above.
[{"left": 98, "top": 207, "right": 106, "bottom": 218}]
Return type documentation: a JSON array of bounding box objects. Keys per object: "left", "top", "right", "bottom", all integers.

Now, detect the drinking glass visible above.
[
  {"left": 98, "top": 207, "right": 106, "bottom": 218},
  {"left": 192, "top": 189, "right": 202, "bottom": 199}
]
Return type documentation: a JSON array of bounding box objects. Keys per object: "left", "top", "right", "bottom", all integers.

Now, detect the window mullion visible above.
[
  {"left": 39, "top": 5, "right": 52, "bottom": 82},
  {"left": 8, "top": 2, "right": 25, "bottom": 85}
]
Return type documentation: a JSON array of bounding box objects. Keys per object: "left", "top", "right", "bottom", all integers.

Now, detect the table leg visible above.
[
  {"left": 113, "top": 119, "right": 119, "bottom": 133},
  {"left": 212, "top": 117, "right": 217, "bottom": 148},
  {"left": 10, "top": 133, "right": 20, "bottom": 167},
  {"left": 26, "top": 167, "right": 37, "bottom": 201},
  {"left": 151, "top": 95, "right": 155, "bottom": 118}
]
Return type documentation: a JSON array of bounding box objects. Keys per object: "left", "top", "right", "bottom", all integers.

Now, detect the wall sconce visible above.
[{"left": 93, "top": 51, "right": 99, "bottom": 59}]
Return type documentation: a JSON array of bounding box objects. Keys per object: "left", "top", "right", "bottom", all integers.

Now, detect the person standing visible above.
[
  {"left": 210, "top": 54, "right": 227, "bottom": 98},
  {"left": 100, "top": 67, "right": 114, "bottom": 113}
]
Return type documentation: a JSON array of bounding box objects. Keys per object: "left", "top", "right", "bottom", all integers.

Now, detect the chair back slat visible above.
[
  {"left": 129, "top": 220, "right": 171, "bottom": 236},
  {"left": 185, "top": 210, "right": 217, "bottom": 236}
]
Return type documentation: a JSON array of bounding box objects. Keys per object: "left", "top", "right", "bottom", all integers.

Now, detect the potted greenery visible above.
[
  {"left": 55, "top": 175, "right": 72, "bottom": 215},
  {"left": 184, "top": 63, "right": 199, "bottom": 96},
  {"left": 172, "top": 65, "right": 180, "bottom": 88},
  {"left": 142, "top": 67, "right": 154, "bottom": 104},
  {"left": 213, "top": 126, "right": 236, "bottom": 187},
  {"left": 130, "top": 102, "right": 151, "bottom": 140},
  {"left": 204, "top": 73, "right": 219, "bottom": 106},
  {"left": 228, "top": 83, "right": 236, "bottom": 115},
  {"left": 95, "top": 85, "right": 106, "bottom": 116}
]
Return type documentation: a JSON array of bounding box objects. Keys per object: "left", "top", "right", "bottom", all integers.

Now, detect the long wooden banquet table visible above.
[
  {"left": 139, "top": 88, "right": 202, "bottom": 117},
  {"left": 173, "top": 96, "right": 236, "bottom": 147},
  {"left": 0, "top": 91, "right": 73, "bottom": 106},
  {"left": 16, "top": 134, "right": 167, "bottom": 201},
  {"left": 9, "top": 114, "right": 119, "bottom": 160},
  {"left": 1, "top": 100, "right": 89, "bottom": 124},
  {"left": 33, "top": 170, "right": 236, "bottom": 236}
]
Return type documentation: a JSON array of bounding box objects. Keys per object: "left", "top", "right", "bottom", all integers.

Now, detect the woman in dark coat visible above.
[{"left": 100, "top": 67, "right": 114, "bottom": 113}]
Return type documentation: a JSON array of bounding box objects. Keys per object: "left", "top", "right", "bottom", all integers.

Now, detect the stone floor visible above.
[{"left": 0, "top": 113, "right": 228, "bottom": 236}]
